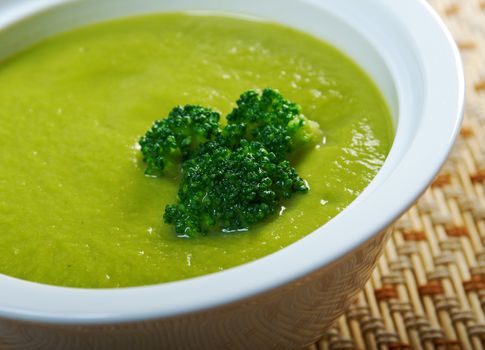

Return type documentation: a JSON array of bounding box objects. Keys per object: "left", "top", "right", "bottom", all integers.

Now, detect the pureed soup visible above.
[{"left": 0, "top": 14, "right": 393, "bottom": 288}]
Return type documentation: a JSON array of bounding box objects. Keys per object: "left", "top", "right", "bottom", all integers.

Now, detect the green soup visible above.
[{"left": 0, "top": 14, "right": 393, "bottom": 288}]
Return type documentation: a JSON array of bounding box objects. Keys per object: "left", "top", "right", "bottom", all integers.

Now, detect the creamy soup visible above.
[{"left": 0, "top": 14, "right": 393, "bottom": 288}]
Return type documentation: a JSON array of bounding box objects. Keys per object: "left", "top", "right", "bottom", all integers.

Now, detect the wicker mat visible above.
[{"left": 308, "top": 1, "right": 485, "bottom": 349}]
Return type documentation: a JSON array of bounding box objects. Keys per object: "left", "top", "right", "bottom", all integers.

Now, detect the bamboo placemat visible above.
[{"left": 308, "top": 1, "right": 485, "bottom": 349}]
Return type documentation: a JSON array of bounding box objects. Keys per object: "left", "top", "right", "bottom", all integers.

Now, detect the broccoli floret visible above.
[
  {"left": 164, "top": 140, "right": 308, "bottom": 237},
  {"left": 139, "top": 89, "right": 322, "bottom": 237},
  {"left": 224, "top": 88, "right": 322, "bottom": 159},
  {"left": 139, "top": 105, "right": 221, "bottom": 175}
]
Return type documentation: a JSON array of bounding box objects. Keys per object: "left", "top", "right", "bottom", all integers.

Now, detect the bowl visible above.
[{"left": 0, "top": 0, "right": 464, "bottom": 349}]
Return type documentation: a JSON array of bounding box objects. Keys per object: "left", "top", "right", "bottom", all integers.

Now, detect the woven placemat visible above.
[{"left": 308, "top": 1, "right": 485, "bottom": 349}]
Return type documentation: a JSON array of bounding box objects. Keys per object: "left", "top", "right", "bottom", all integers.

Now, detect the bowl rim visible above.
[{"left": 0, "top": 0, "right": 464, "bottom": 324}]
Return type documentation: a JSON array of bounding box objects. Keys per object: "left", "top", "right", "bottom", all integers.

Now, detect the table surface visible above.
[{"left": 309, "top": 0, "right": 485, "bottom": 349}]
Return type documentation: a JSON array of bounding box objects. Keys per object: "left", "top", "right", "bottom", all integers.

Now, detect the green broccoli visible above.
[
  {"left": 224, "top": 88, "right": 322, "bottom": 159},
  {"left": 138, "top": 105, "right": 221, "bottom": 175},
  {"left": 164, "top": 139, "right": 308, "bottom": 237},
  {"left": 139, "top": 89, "right": 322, "bottom": 237}
]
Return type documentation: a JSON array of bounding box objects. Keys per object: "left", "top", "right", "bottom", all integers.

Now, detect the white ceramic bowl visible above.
[{"left": 0, "top": 0, "right": 463, "bottom": 349}]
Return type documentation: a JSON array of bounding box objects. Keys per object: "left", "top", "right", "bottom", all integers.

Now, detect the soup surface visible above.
[{"left": 0, "top": 14, "right": 393, "bottom": 288}]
